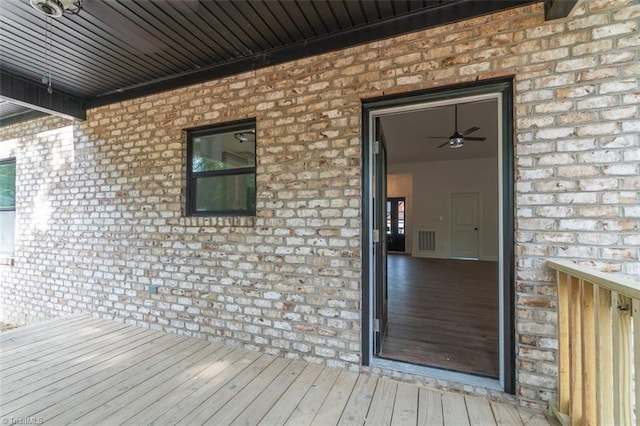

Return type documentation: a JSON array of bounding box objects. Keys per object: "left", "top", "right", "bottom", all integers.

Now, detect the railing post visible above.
[
  {"left": 581, "top": 280, "right": 596, "bottom": 425},
  {"left": 557, "top": 271, "right": 570, "bottom": 416},
  {"left": 633, "top": 299, "right": 639, "bottom": 426},
  {"left": 569, "top": 276, "right": 583, "bottom": 425},
  {"left": 612, "top": 293, "right": 632, "bottom": 426},
  {"left": 595, "top": 286, "right": 613, "bottom": 426}
]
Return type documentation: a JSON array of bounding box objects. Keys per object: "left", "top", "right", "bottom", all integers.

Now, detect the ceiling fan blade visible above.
[
  {"left": 464, "top": 137, "right": 487, "bottom": 141},
  {"left": 462, "top": 126, "right": 480, "bottom": 136},
  {"left": 437, "top": 141, "right": 449, "bottom": 149}
]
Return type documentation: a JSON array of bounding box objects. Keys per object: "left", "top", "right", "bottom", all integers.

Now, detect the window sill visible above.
[
  {"left": 0, "top": 256, "right": 15, "bottom": 266},
  {"left": 173, "top": 216, "right": 256, "bottom": 228}
]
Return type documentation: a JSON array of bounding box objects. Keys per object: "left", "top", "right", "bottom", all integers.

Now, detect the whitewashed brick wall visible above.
[{"left": 0, "top": 0, "right": 637, "bottom": 410}]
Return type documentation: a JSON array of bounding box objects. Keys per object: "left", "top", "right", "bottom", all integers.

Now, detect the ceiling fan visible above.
[{"left": 426, "top": 104, "right": 486, "bottom": 149}]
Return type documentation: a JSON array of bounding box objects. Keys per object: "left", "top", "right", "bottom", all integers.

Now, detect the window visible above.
[
  {"left": 0, "top": 159, "right": 16, "bottom": 255},
  {"left": 187, "top": 120, "right": 256, "bottom": 216}
]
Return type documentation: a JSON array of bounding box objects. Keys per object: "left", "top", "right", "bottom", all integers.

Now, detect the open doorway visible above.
[
  {"left": 386, "top": 197, "right": 406, "bottom": 253},
  {"left": 363, "top": 79, "right": 515, "bottom": 392}
]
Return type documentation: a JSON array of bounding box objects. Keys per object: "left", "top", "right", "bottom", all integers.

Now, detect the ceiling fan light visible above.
[
  {"left": 234, "top": 130, "right": 255, "bottom": 143},
  {"left": 449, "top": 136, "right": 464, "bottom": 148},
  {"left": 30, "top": 0, "right": 80, "bottom": 16}
]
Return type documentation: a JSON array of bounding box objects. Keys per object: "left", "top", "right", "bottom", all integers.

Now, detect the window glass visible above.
[
  {"left": 194, "top": 174, "right": 256, "bottom": 213},
  {"left": 0, "top": 211, "right": 15, "bottom": 255},
  {"left": 192, "top": 128, "right": 256, "bottom": 172},
  {"left": 0, "top": 159, "right": 16, "bottom": 255},
  {"left": 0, "top": 161, "right": 15, "bottom": 209}
]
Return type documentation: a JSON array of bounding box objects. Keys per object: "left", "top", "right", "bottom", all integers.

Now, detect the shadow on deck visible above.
[{"left": 0, "top": 315, "right": 552, "bottom": 425}]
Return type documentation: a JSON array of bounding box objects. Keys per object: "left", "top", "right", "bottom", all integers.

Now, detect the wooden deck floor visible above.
[{"left": 0, "top": 315, "right": 551, "bottom": 425}]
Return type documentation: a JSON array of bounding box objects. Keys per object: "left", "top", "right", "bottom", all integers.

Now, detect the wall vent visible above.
[{"left": 418, "top": 230, "right": 436, "bottom": 251}]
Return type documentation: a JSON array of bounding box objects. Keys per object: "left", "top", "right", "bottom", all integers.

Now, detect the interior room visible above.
[{"left": 380, "top": 99, "right": 500, "bottom": 378}]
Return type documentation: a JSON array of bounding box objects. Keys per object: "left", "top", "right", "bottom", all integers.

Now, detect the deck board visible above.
[
  {"left": 442, "top": 391, "right": 471, "bottom": 426},
  {"left": 418, "top": 388, "right": 444, "bottom": 425},
  {"left": 285, "top": 366, "right": 341, "bottom": 425},
  {"left": 491, "top": 401, "right": 525, "bottom": 425},
  {"left": 176, "top": 354, "right": 277, "bottom": 425},
  {"left": 121, "top": 345, "right": 242, "bottom": 425},
  {"left": 60, "top": 341, "right": 220, "bottom": 424},
  {"left": 1, "top": 330, "right": 176, "bottom": 416},
  {"left": 0, "top": 316, "right": 109, "bottom": 358},
  {"left": 338, "top": 372, "right": 378, "bottom": 425},
  {"left": 0, "top": 315, "right": 93, "bottom": 344},
  {"left": 465, "top": 395, "right": 495, "bottom": 425},
  {"left": 156, "top": 349, "right": 263, "bottom": 424},
  {"left": 204, "top": 357, "right": 291, "bottom": 425},
  {"left": 391, "top": 381, "right": 420, "bottom": 426},
  {"left": 0, "top": 315, "right": 552, "bottom": 425},
  {"left": 311, "top": 370, "right": 359, "bottom": 425},
  {"left": 232, "top": 360, "right": 308, "bottom": 425},
  {"left": 258, "top": 363, "right": 324, "bottom": 425},
  {"left": 1, "top": 321, "right": 137, "bottom": 378},
  {"left": 365, "top": 377, "right": 398, "bottom": 426}
]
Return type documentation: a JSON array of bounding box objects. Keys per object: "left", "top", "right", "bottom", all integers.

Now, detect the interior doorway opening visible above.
[
  {"left": 363, "top": 79, "right": 515, "bottom": 392},
  {"left": 386, "top": 197, "right": 406, "bottom": 253}
]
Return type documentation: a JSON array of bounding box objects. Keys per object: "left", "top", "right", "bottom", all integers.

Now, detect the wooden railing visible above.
[{"left": 548, "top": 260, "right": 640, "bottom": 426}]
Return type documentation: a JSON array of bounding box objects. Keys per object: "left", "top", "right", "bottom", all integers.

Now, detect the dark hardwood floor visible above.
[{"left": 381, "top": 255, "right": 499, "bottom": 378}]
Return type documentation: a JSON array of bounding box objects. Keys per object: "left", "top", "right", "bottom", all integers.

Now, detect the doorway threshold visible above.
[{"left": 370, "top": 357, "right": 503, "bottom": 392}]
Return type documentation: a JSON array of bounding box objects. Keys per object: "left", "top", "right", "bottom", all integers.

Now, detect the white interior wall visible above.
[{"left": 389, "top": 157, "right": 498, "bottom": 260}]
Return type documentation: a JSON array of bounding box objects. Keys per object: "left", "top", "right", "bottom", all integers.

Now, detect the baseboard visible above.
[
  {"left": 480, "top": 256, "right": 499, "bottom": 261},
  {"left": 411, "top": 252, "right": 449, "bottom": 259}
]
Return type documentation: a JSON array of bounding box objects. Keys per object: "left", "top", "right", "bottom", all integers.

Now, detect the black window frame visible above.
[
  {"left": 186, "top": 119, "right": 257, "bottom": 217},
  {"left": 0, "top": 158, "right": 16, "bottom": 212},
  {"left": 0, "top": 158, "right": 16, "bottom": 256}
]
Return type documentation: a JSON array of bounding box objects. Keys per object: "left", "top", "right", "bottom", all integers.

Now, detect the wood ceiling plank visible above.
[
  {"left": 198, "top": 1, "right": 256, "bottom": 57},
  {"left": 106, "top": 1, "right": 209, "bottom": 67},
  {"left": 294, "top": 1, "right": 330, "bottom": 37},
  {"left": 271, "top": 1, "right": 317, "bottom": 39},
  {"left": 229, "top": 1, "right": 287, "bottom": 49},
  {"left": 258, "top": 1, "right": 306, "bottom": 41},
  {"left": 308, "top": 0, "right": 342, "bottom": 33},
  {"left": 203, "top": 1, "right": 273, "bottom": 52},
  {"left": 1, "top": 25, "right": 120, "bottom": 95},
  {"left": 0, "top": 0, "right": 167, "bottom": 81},
  {"left": 325, "top": 1, "right": 354, "bottom": 29}
]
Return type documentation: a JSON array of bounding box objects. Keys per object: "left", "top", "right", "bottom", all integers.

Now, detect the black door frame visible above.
[
  {"left": 373, "top": 117, "right": 388, "bottom": 355},
  {"left": 361, "top": 77, "right": 515, "bottom": 393}
]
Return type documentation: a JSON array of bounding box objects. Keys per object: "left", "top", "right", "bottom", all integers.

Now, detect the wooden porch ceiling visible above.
[
  {"left": 0, "top": 315, "right": 551, "bottom": 425},
  {"left": 0, "top": 0, "right": 580, "bottom": 127}
]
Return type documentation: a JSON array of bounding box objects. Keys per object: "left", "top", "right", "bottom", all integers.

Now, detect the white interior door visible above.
[{"left": 450, "top": 192, "right": 479, "bottom": 259}]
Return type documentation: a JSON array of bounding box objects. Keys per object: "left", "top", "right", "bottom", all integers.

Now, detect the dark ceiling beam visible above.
[
  {"left": 86, "top": 0, "right": 535, "bottom": 109},
  {"left": 0, "top": 71, "right": 86, "bottom": 121},
  {"left": 544, "top": 0, "right": 579, "bottom": 20}
]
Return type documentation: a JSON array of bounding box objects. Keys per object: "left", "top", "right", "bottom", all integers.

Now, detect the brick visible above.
[
  {"left": 576, "top": 95, "right": 618, "bottom": 110},
  {"left": 556, "top": 85, "right": 596, "bottom": 99},
  {"left": 535, "top": 127, "right": 575, "bottom": 140},
  {"left": 571, "top": 39, "right": 613, "bottom": 56},
  {"left": 600, "top": 79, "right": 637, "bottom": 94},
  {"left": 601, "top": 106, "right": 638, "bottom": 120},
  {"left": 566, "top": 13, "right": 609, "bottom": 30},
  {"left": 593, "top": 21, "right": 638, "bottom": 39},
  {"left": 556, "top": 57, "right": 598, "bottom": 72}
]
